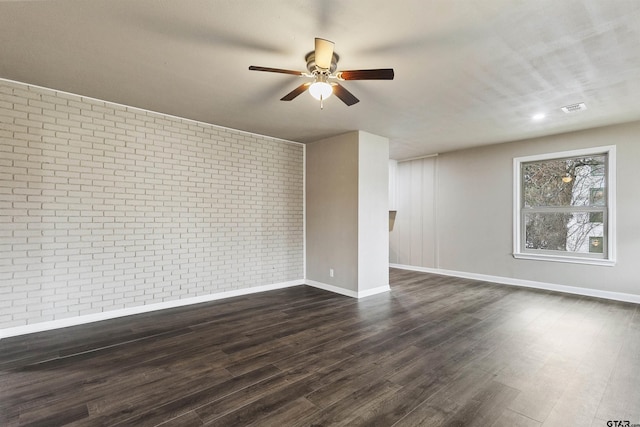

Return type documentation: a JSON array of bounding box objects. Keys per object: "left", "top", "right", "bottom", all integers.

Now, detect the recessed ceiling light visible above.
[{"left": 532, "top": 113, "right": 546, "bottom": 121}]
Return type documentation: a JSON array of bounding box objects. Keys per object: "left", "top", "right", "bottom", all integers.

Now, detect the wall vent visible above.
[{"left": 561, "top": 102, "right": 587, "bottom": 113}]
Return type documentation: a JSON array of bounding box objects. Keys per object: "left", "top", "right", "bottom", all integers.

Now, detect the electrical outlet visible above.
[{"left": 329, "top": 268, "right": 334, "bottom": 278}]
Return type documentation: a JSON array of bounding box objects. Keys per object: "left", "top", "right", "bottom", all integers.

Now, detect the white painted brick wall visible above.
[{"left": 0, "top": 80, "right": 304, "bottom": 328}]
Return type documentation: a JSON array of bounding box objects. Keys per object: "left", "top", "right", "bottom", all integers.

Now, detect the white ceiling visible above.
[{"left": 1, "top": 0, "right": 640, "bottom": 160}]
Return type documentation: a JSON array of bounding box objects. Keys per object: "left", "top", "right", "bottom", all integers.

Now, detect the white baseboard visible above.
[
  {"left": 0, "top": 279, "right": 304, "bottom": 340},
  {"left": 358, "top": 284, "right": 392, "bottom": 298},
  {"left": 390, "top": 263, "right": 640, "bottom": 304},
  {"left": 22, "top": 262, "right": 635, "bottom": 339},
  {"left": 306, "top": 280, "right": 390, "bottom": 299}
]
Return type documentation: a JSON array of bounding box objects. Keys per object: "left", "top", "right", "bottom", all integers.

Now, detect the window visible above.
[{"left": 513, "top": 146, "right": 616, "bottom": 266}]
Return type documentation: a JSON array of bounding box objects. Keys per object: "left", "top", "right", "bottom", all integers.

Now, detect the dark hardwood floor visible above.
[{"left": 1, "top": 268, "right": 639, "bottom": 426}]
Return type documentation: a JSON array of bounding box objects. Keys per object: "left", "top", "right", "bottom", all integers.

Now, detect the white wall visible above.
[
  {"left": 0, "top": 79, "right": 304, "bottom": 329},
  {"left": 389, "top": 156, "right": 437, "bottom": 267},
  {"left": 388, "top": 159, "right": 398, "bottom": 211},
  {"left": 357, "top": 131, "right": 389, "bottom": 292},
  {"left": 305, "top": 132, "right": 359, "bottom": 291},
  {"left": 392, "top": 121, "right": 640, "bottom": 298},
  {"left": 306, "top": 131, "right": 390, "bottom": 296}
]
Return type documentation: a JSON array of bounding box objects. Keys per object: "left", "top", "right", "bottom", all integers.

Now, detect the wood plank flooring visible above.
[{"left": 1, "top": 268, "right": 639, "bottom": 426}]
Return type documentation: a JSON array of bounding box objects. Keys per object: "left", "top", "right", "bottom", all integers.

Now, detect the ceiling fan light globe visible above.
[{"left": 309, "top": 82, "right": 333, "bottom": 100}]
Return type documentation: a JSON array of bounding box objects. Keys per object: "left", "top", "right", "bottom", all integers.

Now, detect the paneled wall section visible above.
[
  {"left": 0, "top": 80, "right": 304, "bottom": 328},
  {"left": 389, "top": 157, "right": 437, "bottom": 267}
]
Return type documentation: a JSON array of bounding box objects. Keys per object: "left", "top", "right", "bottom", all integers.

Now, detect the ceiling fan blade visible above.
[
  {"left": 249, "top": 66, "right": 304, "bottom": 76},
  {"left": 337, "top": 69, "right": 395, "bottom": 80},
  {"left": 280, "top": 83, "right": 311, "bottom": 101},
  {"left": 332, "top": 83, "right": 359, "bottom": 106},
  {"left": 314, "top": 38, "right": 335, "bottom": 69}
]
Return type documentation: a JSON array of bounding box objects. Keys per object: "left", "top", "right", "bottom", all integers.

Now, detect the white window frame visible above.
[{"left": 513, "top": 145, "right": 616, "bottom": 266}]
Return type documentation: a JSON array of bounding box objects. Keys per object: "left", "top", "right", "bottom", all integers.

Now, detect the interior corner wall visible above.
[
  {"left": 392, "top": 120, "right": 640, "bottom": 297},
  {"left": 0, "top": 79, "right": 304, "bottom": 329},
  {"left": 357, "top": 131, "right": 389, "bottom": 291},
  {"left": 305, "top": 132, "right": 359, "bottom": 292}
]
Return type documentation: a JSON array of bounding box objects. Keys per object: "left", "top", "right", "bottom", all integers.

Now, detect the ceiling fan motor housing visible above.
[{"left": 305, "top": 51, "right": 339, "bottom": 74}]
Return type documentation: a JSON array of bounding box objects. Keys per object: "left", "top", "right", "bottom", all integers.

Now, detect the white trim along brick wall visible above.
[{"left": 0, "top": 79, "right": 304, "bottom": 329}]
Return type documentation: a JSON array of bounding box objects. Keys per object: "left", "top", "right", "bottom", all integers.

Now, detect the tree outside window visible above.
[{"left": 513, "top": 146, "right": 616, "bottom": 266}]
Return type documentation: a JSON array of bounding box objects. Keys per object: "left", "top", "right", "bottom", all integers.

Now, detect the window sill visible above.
[{"left": 513, "top": 252, "right": 616, "bottom": 267}]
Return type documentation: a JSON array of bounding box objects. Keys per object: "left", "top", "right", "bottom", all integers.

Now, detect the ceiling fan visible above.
[{"left": 249, "top": 38, "right": 394, "bottom": 108}]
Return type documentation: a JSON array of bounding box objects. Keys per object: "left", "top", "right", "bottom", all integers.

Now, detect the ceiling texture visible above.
[{"left": 1, "top": 0, "right": 640, "bottom": 160}]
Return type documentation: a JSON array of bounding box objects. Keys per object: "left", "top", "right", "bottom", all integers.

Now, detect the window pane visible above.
[
  {"left": 523, "top": 155, "right": 606, "bottom": 208},
  {"left": 524, "top": 211, "right": 605, "bottom": 255}
]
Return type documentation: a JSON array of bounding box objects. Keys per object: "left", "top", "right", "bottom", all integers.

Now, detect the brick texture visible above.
[{"left": 0, "top": 80, "right": 304, "bottom": 328}]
